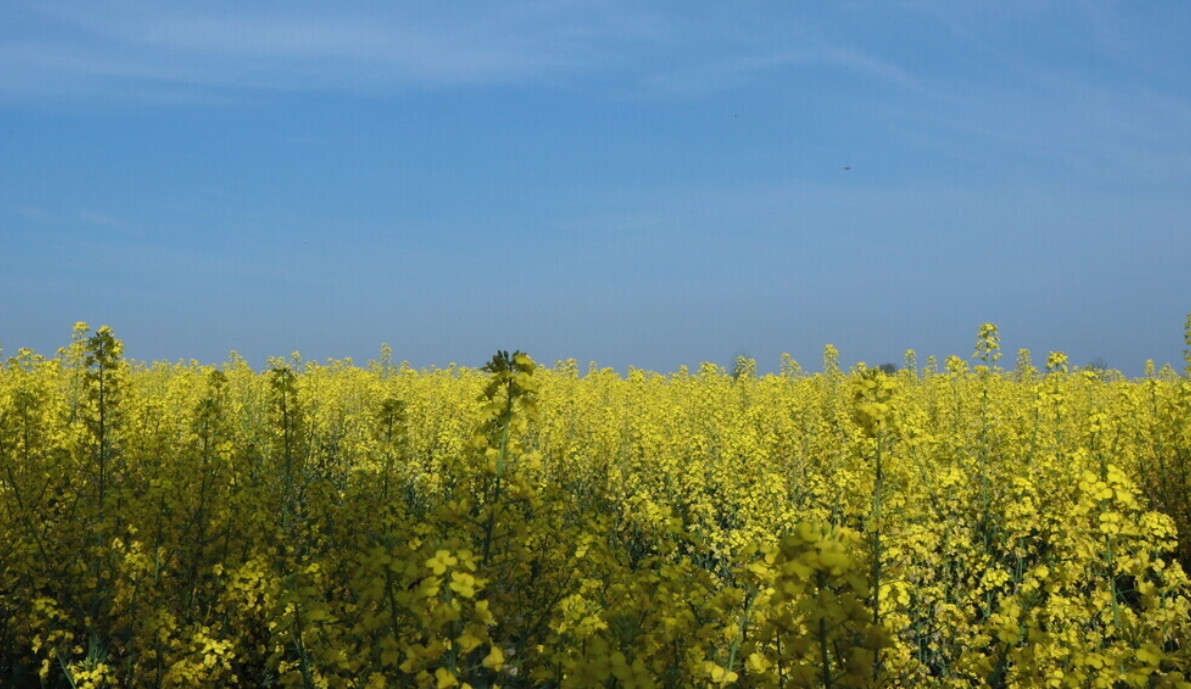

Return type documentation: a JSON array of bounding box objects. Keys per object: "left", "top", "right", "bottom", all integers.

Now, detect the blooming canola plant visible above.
[{"left": 1, "top": 322, "right": 1190, "bottom": 687}]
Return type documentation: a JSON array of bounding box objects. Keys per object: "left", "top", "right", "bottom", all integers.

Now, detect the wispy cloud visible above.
[
  {"left": 17, "top": 205, "right": 49, "bottom": 219},
  {"left": 0, "top": 1, "right": 633, "bottom": 102},
  {"left": 640, "top": 44, "right": 924, "bottom": 98},
  {"left": 77, "top": 209, "right": 143, "bottom": 238},
  {"left": 0, "top": 0, "right": 937, "bottom": 104}
]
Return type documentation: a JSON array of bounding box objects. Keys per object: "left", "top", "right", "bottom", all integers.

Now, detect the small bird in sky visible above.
[{"left": 843, "top": 166, "right": 852, "bottom": 171}]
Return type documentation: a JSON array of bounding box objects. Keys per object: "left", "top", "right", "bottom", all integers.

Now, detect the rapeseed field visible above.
[{"left": 1, "top": 322, "right": 1190, "bottom": 687}]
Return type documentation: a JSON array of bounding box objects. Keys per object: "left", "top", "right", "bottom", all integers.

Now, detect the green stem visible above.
[
  {"left": 481, "top": 415, "right": 510, "bottom": 567},
  {"left": 871, "top": 425, "right": 883, "bottom": 684},
  {"left": 726, "top": 589, "right": 754, "bottom": 679},
  {"left": 817, "top": 571, "right": 834, "bottom": 689}
]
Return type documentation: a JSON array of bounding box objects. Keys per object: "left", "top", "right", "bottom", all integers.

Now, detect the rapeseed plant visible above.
[{"left": 1, "top": 325, "right": 1190, "bottom": 687}]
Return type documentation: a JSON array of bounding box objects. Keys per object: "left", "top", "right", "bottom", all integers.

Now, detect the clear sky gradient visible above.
[{"left": 2, "top": 1, "right": 1189, "bottom": 375}]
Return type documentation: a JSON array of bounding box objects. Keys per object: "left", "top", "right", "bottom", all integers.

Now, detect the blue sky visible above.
[{"left": 2, "top": 1, "right": 1189, "bottom": 375}]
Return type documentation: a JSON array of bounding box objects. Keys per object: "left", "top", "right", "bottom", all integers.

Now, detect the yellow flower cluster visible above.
[{"left": 0, "top": 322, "right": 1190, "bottom": 687}]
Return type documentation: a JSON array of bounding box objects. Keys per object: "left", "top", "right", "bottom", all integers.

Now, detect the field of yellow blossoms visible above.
[{"left": 2, "top": 321, "right": 1191, "bottom": 688}]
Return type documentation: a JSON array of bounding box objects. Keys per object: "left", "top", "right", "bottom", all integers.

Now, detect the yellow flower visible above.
[{"left": 426, "top": 550, "right": 458, "bottom": 575}]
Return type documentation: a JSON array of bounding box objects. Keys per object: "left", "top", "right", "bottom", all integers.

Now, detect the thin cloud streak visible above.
[
  {"left": 639, "top": 44, "right": 926, "bottom": 99},
  {"left": 3, "top": 0, "right": 1179, "bottom": 106},
  {"left": 0, "top": 1, "right": 939, "bottom": 103},
  {"left": 1, "top": 2, "right": 630, "bottom": 99}
]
